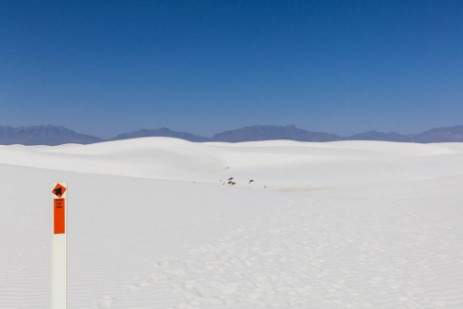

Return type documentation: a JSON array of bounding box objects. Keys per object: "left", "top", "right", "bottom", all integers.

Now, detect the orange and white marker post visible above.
[{"left": 52, "top": 183, "right": 67, "bottom": 309}]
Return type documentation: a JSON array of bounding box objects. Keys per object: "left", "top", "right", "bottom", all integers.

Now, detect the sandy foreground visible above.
[{"left": 1, "top": 138, "right": 463, "bottom": 308}]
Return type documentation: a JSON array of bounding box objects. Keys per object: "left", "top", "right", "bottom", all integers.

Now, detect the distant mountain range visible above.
[
  {"left": 0, "top": 125, "right": 101, "bottom": 146},
  {"left": 212, "top": 125, "right": 340, "bottom": 142},
  {"left": 1, "top": 124, "right": 463, "bottom": 145}
]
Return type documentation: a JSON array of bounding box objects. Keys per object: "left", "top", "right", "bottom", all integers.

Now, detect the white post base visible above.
[{"left": 52, "top": 234, "right": 67, "bottom": 309}]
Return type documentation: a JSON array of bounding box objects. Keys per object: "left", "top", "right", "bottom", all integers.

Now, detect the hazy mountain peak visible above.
[{"left": 413, "top": 125, "right": 463, "bottom": 143}]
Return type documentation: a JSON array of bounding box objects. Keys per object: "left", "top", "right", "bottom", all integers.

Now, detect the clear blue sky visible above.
[{"left": 0, "top": 0, "right": 462, "bottom": 138}]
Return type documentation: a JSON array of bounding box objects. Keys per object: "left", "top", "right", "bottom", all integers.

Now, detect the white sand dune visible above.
[{"left": 1, "top": 138, "right": 463, "bottom": 308}]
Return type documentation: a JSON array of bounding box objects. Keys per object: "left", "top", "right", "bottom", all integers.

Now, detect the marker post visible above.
[{"left": 52, "top": 183, "right": 67, "bottom": 309}]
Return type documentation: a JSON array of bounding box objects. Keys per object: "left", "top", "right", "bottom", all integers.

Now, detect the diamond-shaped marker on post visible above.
[{"left": 52, "top": 183, "right": 67, "bottom": 198}]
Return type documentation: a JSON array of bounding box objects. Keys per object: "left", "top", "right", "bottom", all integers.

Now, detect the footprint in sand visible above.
[
  {"left": 96, "top": 295, "right": 114, "bottom": 309},
  {"left": 128, "top": 280, "right": 152, "bottom": 291}
]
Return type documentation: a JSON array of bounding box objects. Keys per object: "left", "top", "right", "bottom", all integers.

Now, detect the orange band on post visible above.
[{"left": 54, "top": 198, "right": 65, "bottom": 234}]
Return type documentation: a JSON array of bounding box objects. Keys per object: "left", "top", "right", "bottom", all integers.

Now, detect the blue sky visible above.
[{"left": 0, "top": 0, "right": 462, "bottom": 138}]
